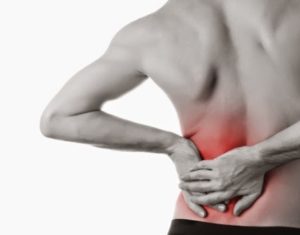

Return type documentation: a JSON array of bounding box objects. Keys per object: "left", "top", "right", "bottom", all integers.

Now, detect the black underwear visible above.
[{"left": 167, "top": 219, "right": 300, "bottom": 235}]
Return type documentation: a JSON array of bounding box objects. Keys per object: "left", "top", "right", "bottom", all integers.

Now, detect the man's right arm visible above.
[
  {"left": 40, "top": 19, "right": 185, "bottom": 157},
  {"left": 39, "top": 18, "right": 227, "bottom": 216}
]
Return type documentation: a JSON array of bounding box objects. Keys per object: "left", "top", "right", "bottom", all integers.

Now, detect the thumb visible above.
[
  {"left": 233, "top": 193, "right": 260, "bottom": 216},
  {"left": 182, "top": 190, "right": 207, "bottom": 218}
]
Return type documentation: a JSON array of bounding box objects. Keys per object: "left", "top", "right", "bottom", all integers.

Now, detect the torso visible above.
[{"left": 141, "top": 0, "right": 300, "bottom": 228}]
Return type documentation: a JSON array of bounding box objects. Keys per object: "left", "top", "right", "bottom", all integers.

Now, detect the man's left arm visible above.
[
  {"left": 252, "top": 121, "right": 300, "bottom": 167},
  {"left": 179, "top": 120, "right": 300, "bottom": 216}
]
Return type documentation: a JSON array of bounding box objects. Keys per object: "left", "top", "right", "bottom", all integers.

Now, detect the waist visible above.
[
  {"left": 167, "top": 219, "right": 300, "bottom": 235},
  {"left": 173, "top": 159, "right": 300, "bottom": 228}
]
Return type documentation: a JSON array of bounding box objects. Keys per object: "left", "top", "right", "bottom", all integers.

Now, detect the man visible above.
[{"left": 40, "top": 0, "right": 300, "bottom": 234}]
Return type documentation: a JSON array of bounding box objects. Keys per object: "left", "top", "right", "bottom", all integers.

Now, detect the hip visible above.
[{"left": 172, "top": 160, "right": 300, "bottom": 228}]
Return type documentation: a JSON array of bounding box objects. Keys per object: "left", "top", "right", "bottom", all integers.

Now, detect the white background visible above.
[{"left": 0, "top": 1, "right": 183, "bottom": 234}]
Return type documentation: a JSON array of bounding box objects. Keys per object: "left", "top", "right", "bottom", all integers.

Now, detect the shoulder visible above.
[
  {"left": 108, "top": 11, "right": 169, "bottom": 52},
  {"left": 102, "top": 9, "right": 179, "bottom": 74}
]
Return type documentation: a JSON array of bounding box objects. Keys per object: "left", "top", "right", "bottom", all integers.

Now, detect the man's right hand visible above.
[{"left": 167, "top": 137, "right": 227, "bottom": 217}]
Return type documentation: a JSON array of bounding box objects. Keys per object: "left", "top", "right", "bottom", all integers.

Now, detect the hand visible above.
[
  {"left": 168, "top": 137, "right": 227, "bottom": 217},
  {"left": 179, "top": 146, "right": 267, "bottom": 216}
]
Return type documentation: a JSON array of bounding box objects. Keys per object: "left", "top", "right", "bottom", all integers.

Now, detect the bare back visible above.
[
  {"left": 139, "top": 0, "right": 300, "bottom": 228},
  {"left": 41, "top": 0, "right": 300, "bottom": 228}
]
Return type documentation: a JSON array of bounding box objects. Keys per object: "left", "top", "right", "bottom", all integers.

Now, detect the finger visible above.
[
  {"left": 179, "top": 181, "right": 215, "bottom": 193},
  {"left": 190, "top": 192, "right": 227, "bottom": 212},
  {"left": 181, "top": 170, "right": 214, "bottom": 181},
  {"left": 189, "top": 161, "right": 213, "bottom": 172},
  {"left": 182, "top": 190, "right": 207, "bottom": 218},
  {"left": 233, "top": 193, "right": 261, "bottom": 216},
  {"left": 190, "top": 191, "right": 233, "bottom": 205},
  {"left": 209, "top": 203, "right": 227, "bottom": 212}
]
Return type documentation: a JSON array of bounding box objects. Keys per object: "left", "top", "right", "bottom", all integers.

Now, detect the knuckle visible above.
[
  {"left": 214, "top": 170, "right": 221, "bottom": 178},
  {"left": 196, "top": 172, "right": 203, "bottom": 180},
  {"left": 198, "top": 197, "right": 209, "bottom": 205},
  {"left": 214, "top": 195, "right": 222, "bottom": 202},
  {"left": 205, "top": 198, "right": 214, "bottom": 204},
  {"left": 209, "top": 196, "right": 220, "bottom": 204},
  {"left": 219, "top": 181, "right": 227, "bottom": 190},
  {"left": 203, "top": 199, "right": 210, "bottom": 205},
  {"left": 213, "top": 181, "right": 223, "bottom": 190}
]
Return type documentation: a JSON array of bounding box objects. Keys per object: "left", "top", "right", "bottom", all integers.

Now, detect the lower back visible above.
[{"left": 173, "top": 130, "right": 300, "bottom": 228}]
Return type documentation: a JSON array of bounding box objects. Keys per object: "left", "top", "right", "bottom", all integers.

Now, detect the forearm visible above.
[
  {"left": 253, "top": 120, "right": 300, "bottom": 170},
  {"left": 44, "top": 110, "right": 182, "bottom": 156}
]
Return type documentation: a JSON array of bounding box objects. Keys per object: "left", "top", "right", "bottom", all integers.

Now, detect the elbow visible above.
[
  {"left": 39, "top": 110, "right": 60, "bottom": 138},
  {"left": 40, "top": 109, "right": 80, "bottom": 141}
]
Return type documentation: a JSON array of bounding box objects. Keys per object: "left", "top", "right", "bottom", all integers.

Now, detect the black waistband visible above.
[{"left": 167, "top": 219, "right": 300, "bottom": 235}]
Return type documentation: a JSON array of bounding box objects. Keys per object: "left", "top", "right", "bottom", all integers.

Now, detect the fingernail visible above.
[
  {"left": 234, "top": 211, "right": 240, "bottom": 216},
  {"left": 200, "top": 211, "right": 206, "bottom": 217},
  {"left": 218, "top": 205, "right": 226, "bottom": 212}
]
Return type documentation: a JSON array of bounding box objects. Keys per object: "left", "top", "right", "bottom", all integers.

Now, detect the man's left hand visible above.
[{"left": 179, "top": 146, "right": 269, "bottom": 216}]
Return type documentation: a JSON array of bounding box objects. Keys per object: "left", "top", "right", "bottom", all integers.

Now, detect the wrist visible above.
[
  {"left": 167, "top": 137, "right": 201, "bottom": 177},
  {"left": 251, "top": 143, "right": 279, "bottom": 172},
  {"left": 164, "top": 133, "right": 184, "bottom": 156},
  {"left": 166, "top": 136, "right": 200, "bottom": 163}
]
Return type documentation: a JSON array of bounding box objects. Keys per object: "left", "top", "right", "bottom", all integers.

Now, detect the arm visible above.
[
  {"left": 40, "top": 21, "right": 180, "bottom": 156},
  {"left": 253, "top": 120, "right": 300, "bottom": 169},
  {"left": 40, "top": 19, "right": 227, "bottom": 217},
  {"left": 180, "top": 120, "right": 300, "bottom": 216}
]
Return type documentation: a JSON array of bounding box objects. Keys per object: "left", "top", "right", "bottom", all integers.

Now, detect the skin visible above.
[{"left": 40, "top": 0, "right": 300, "bottom": 228}]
